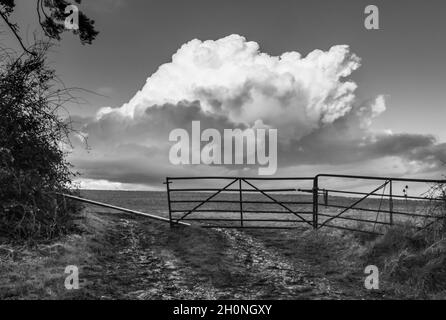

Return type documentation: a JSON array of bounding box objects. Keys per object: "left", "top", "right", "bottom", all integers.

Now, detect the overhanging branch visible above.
[{"left": 0, "top": 9, "right": 36, "bottom": 55}]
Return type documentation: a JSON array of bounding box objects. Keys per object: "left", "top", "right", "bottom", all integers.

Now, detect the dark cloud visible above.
[
  {"left": 277, "top": 102, "right": 444, "bottom": 168},
  {"left": 69, "top": 96, "right": 446, "bottom": 188},
  {"left": 66, "top": 35, "right": 446, "bottom": 188}
]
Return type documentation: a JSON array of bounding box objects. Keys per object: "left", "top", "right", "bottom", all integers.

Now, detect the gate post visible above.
[
  {"left": 389, "top": 179, "right": 394, "bottom": 225},
  {"left": 312, "top": 176, "right": 319, "bottom": 230},
  {"left": 239, "top": 179, "right": 244, "bottom": 228},
  {"left": 165, "top": 177, "right": 173, "bottom": 228}
]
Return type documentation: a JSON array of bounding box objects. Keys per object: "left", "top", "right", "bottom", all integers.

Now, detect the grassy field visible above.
[
  {"left": 80, "top": 189, "right": 436, "bottom": 233},
  {"left": 0, "top": 209, "right": 380, "bottom": 299},
  {"left": 1, "top": 189, "right": 445, "bottom": 299}
]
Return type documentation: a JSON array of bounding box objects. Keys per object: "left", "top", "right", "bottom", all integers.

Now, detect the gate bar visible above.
[
  {"left": 318, "top": 203, "right": 439, "bottom": 219},
  {"left": 167, "top": 176, "right": 313, "bottom": 180},
  {"left": 316, "top": 174, "right": 445, "bottom": 183},
  {"left": 58, "top": 193, "right": 190, "bottom": 226},
  {"left": 317, "top": 188, "right": 443, "bottom": 201}
]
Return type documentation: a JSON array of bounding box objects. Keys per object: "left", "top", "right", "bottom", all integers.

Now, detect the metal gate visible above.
[
  {"left": 165, "top": 174, "right": 446, "bottom": 235},
  {"left": 165, "top": 177, "right": 315, "bottom": 229}
]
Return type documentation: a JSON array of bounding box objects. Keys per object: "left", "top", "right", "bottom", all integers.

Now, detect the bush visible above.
[
  {"left": 363, "top": 208, "right": 446, "bottom": 297},
  {"left": 0, "top": 43, "right": 82, "bottom": 241}
]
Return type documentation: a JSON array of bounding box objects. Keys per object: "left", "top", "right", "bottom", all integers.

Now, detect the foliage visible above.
[
  {"left": 0, "top": 0, "right": 98, "bottom": 55},
  {"left": 0, "top": 43, "right": 82, "bottom": 240},
  {"left": 362, "top": 187, "right": 446, "bottom": 297},
  {"left": 0, "top": 0, "right": 97, "bottom": 240}
]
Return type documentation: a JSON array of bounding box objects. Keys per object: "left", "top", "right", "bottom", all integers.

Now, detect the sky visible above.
[{"left": 2, "top": 0, "right": 446, "bottom": 191}]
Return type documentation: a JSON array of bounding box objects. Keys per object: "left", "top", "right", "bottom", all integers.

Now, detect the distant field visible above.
[{"left": 80, "top": 189, "right": 438, "bottom": 234}]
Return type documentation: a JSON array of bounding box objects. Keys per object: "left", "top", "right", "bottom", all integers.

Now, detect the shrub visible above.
[
  {"left": 362, "top": 186, "right": 446, "bottom": 297},
  {"left": 0, "top": 43, "right": 82, "bottom": 241}
]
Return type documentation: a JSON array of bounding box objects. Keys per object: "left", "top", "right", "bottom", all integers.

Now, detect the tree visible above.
[
  {"left": 0, "top": 0, "right": 98, "bottom": 55},
  {"left": 0, "top": 1, "right": 98, "bottom": 239},
  {"left": 0, "top": 43, "right": 83, "bottom": 239}
]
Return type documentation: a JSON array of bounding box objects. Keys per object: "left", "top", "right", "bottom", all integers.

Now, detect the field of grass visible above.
[
  {"left": 1, "top": 188, "right": 445, "bottom": 299},
  {"left": 80, "top": 189, "right": 436, "bottom": 234},
  {"left": 0, "top": 208, "right": 379, "bottom": 299}
]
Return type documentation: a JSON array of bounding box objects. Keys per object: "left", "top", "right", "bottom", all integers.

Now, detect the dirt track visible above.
[{"left": 79, "top": 210, "right": 388, "bottom": 299}]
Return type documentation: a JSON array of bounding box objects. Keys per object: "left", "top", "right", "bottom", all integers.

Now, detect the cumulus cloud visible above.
[
  {"left": 99, "top": 34, "right": 363, "bottom": 140},
  {"left": 69, "top": 34, "right": 446, "bottom": 188}
]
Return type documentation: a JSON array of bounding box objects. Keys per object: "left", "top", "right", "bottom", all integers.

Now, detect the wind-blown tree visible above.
[{"left": 0, "top": 1, "right": 98, "bottom": 240}]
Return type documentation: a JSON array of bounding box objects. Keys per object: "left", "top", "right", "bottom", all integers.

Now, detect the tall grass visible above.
[{"left": 361, "top": 182, "right": 446, "bottom": 297}]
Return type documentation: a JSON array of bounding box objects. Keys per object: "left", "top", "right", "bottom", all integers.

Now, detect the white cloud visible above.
[
  {"left": 74, "top": 178, "right": 157, "bottom": 191},
  {"left": 69, "top": 35, "right": 445, "bottom": 189},
  {"left": 99, "top": 34, "right": 362, "bottom": 141}
]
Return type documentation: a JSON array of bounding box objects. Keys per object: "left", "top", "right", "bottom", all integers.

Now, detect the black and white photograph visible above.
[{"left": 1, "top": 0, "right": 446, "bottom": 307}]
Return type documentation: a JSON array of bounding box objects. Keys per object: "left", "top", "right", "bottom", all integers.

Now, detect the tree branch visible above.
[
  {"left": 0, "top": 9, "right": 36, "bottom": 56},
  {"left": 36, "top": 0, "right": 52, "bottom": 39}
]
